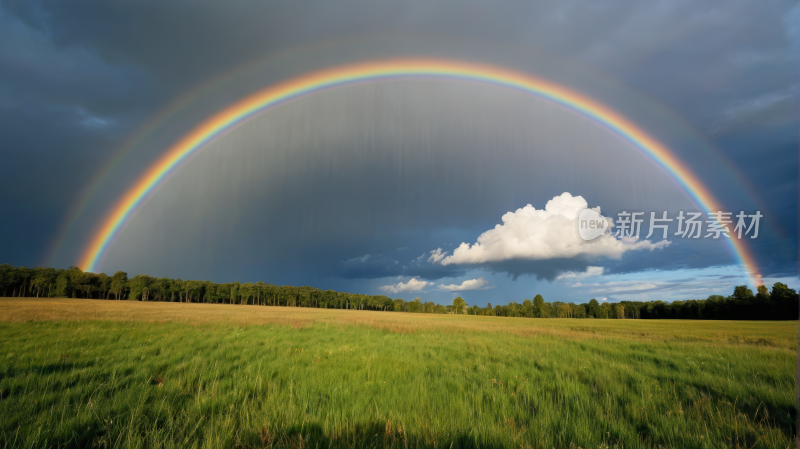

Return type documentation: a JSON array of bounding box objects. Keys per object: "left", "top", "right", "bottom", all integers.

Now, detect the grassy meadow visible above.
[{"left": 0, "top": 298, "right": 796, "bottom": 448}]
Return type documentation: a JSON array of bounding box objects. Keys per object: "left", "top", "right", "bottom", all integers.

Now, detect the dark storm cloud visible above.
[
  {"left": 603, "top": 239, "right": 732, "bottom": 275},
  {"left": 573, "top": 1, "right": 799, "bottom": 131},
  {"left": 340, "top": 254, "right": 402, "bottom": 279},
  {"left": 4, "top": 0, "right": 797, "bottom": 128},
  {"left": 404, "top": 259, "right": 470, "bottom": 281},
  {"left": 484, "top": 259, "right": 594, "bottom": 282},
  {"left": 0, "top": 19, "right": 150, "bottom": 120},
  {"left": 338, "top": 252, "right": 469, "bottom": 281},
  {"left": 0, "top": 0, "right": 796, "bottom": 281}
]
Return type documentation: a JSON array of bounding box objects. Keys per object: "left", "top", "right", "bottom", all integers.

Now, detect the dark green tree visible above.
[
  {"left": 452, "top": 297, "right": 466, "bottom": 314},
  {"left": 532, "top": 294, "right": 544, "bottom": 318},
  {"left": 732, "top": 285, "right": 754, "bottom": 303},
  {"left": 110, "top": 271, "right": 128, "bottom": 300},
  {"left": 587, "top": 298, "right": 600, "bottom": 318}
]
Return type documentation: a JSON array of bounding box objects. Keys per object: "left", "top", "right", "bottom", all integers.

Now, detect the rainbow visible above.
[{"left": 78, "top": 58, "right": 761, "bottom": 285}]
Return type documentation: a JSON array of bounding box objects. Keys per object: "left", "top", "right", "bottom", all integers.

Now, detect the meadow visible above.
[{"left": 0, "top": 298, "right": 795, "bottom": 448}]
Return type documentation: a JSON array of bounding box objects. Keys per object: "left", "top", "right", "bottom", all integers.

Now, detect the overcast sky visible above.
[{"left": 1, "top": 0, "right": 797, "bottom": 305}]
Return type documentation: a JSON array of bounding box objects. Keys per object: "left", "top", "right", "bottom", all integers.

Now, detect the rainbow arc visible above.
[{"left": 78, "top": 58, "right": 761, "bottom": 285}]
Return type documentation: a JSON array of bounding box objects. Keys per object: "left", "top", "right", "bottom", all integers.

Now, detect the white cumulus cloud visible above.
[
  {"left": 427, "top": 248, "right": 448, "bottom": 263},
  {"left": 434, "top": 192, "right": 668, "bottom": 265},
  {"left": 437, "top": 277, "right": 496, "bottom": 292},
  {"left": 555, "top": 266, "right": 605, "bottom": 281},
  {"left": 378, "top": 277, "right": 432, "bottom": 294}
]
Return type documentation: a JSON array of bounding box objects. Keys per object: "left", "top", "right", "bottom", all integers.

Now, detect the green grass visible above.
[{"left": 0, "top": 299, "right": 795, "bottom": 448}]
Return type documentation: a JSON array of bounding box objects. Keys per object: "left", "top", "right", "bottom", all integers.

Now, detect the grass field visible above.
[{"left": 0, "top": 298, "right": 796, "bottom": 448}]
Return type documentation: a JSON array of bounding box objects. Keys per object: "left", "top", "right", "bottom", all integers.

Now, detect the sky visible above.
[{"left": 1, "top": 0, "right": 798, "bottom": 306}]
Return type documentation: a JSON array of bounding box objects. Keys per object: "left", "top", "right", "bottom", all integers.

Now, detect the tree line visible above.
[
  {"left": 0, "top": 264, "right": 796, "bottom": 320},
  {"left": 471, "top": 286, "right": 797, "bottom": 320}
]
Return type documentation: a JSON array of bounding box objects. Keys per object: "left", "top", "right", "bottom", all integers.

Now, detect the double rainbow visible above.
[{"left": 78, "top": 58, "right": 761, "bottom": 284}]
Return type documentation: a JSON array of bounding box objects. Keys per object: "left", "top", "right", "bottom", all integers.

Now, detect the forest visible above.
[{"left": 0, "top": 263, "right": 796, "bottom": 320}]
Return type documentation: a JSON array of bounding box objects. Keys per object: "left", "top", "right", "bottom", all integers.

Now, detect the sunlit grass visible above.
[{"left": 0, "top": 298, "right": 795, "bottom": 448}]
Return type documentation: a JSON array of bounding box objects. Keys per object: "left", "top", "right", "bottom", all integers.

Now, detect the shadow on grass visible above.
[
  {"left": 0, "top": 421, "right": 511, "bottom": 449},
  {"left": 252, "top": 422, "right": 499, "bottom": 449},
  {"left": 0, "top": 360, "right": 96, "bottom": 381}
]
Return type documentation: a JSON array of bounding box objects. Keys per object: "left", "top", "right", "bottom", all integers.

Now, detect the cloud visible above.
[
  {"left": 436, "top": 193, "right": 669, "bottom": 266},
  {"left": 438, "top": 277, "right": 496, "bottom": 292},
  {"left": 428, "top": 248, "right": 448, "bottom": 264},
  {"left": 378, "top": 277, "right": 432, "bottom": 294},
  {"left": 340, "top": 254, "right": 403, "bottom": 279},
  {"left": 711, "top": 86, "right": 798, "bottom": 135},
  {"left": 555, "top": 266, "right": 605, "bottom": 281},
  {"left": 336, "top": 249, "right": 470, "bottom": 282},
  {"left": 572, "top": 281, "right": 658, "bottom": 294},
  {"left": 564, "top": 271, "right": 761, "bottom": 301}
]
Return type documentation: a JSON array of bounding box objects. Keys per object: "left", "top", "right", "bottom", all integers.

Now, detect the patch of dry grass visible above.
[{"left": 0, "top": 298, "right": 794, "bottom": 350}]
